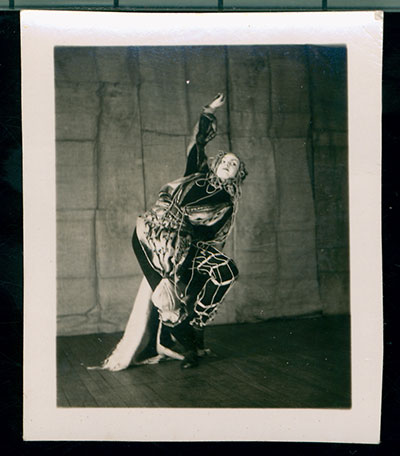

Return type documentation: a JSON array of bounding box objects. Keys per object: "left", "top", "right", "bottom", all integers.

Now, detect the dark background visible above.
[{"left": 0, "top": 9, "right": 398, "bottom": 455}]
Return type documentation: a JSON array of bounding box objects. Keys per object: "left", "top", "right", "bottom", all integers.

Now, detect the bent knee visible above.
[
  {"left": 211, "top": 258, "right": 239, "bottom": 286},
  {"left": 228, "top": 259, "right": 239, "bottom": 280}
]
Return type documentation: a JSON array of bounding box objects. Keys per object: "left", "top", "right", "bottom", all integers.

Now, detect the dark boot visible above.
[
  {"left": 180, "top": 351, "right": 198, "bottom": 369},
  {"left": 193, "top": 326, "right": 215, "bottom": 358},
  {"left": 171, "top": 320, "right": 198, "bottom": 369},
  {"left": 193, "top": 326, "right": 205, "bottom": 351}
]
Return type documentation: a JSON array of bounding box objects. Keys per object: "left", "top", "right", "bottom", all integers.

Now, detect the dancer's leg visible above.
[
  {"left": 170, "top": 319, "right": 199, "bottom": 369},
  {"left": 190, "top": 245, "right": 238, "bottom": 329}
]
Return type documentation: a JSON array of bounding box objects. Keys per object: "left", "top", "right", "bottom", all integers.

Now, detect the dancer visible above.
[{"left": 101, "top": 93, "right": 247, "bottom": 370}]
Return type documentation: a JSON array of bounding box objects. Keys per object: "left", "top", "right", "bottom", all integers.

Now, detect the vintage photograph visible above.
[
  {"left": 22, "top": 11, "right": 383, "bottom": 442},
  {"left": 55, "top": 44, "right": 350, "bottom": 409}
]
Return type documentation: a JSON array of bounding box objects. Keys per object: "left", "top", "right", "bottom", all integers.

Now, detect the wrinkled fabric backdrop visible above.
[{"left": 55, "top": 45, "right": 348, "bottom": 336}]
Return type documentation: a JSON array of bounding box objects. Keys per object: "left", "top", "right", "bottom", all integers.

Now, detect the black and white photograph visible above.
[
  {"left": 55, "top": 43, "right": 350, "bottom": 409},
  {"left": 22, "top": 11, "right": 383, "bottom": 442}
]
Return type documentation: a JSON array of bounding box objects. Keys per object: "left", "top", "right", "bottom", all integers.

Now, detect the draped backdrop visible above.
[{"left": 55, "top": 45, "right": 348, "bottom": 336}]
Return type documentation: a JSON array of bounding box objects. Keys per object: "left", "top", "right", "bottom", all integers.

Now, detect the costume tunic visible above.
[{"left": 133, "top": 111, "right": 239, "bottom": 328}]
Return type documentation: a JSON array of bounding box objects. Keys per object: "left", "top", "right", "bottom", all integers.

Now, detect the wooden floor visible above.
[{"left": 57, "top": 315, "right": 351, "bottom": 408}]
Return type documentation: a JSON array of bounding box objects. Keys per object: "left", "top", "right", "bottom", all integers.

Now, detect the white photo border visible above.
[{"left": 22, "top": 10, "right": 383, "bottom": 443}]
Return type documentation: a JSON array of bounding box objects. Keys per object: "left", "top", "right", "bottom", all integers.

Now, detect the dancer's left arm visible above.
[{"left": 184, "top": 93, "right": 225, "bottom": 176}]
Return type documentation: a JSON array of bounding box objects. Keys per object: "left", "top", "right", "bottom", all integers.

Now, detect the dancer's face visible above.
[{"left": 215, "top": 153, "right": 240, "bottom": 180}]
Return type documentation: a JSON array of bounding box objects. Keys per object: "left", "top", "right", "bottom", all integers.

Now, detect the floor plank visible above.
[
  {"left": 57, "top": 315, "right": 351, "bottom": 408},
  {"left": 58, "top": 348, "right": 99, "bottom": 407}
]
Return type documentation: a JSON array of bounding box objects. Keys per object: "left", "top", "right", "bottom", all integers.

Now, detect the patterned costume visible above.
[
  {"left": 133, "top": 109, "right": 241, "bottom": 330},
  {"left": 97, "top": 104, "right": 246, "bottom": 370}
]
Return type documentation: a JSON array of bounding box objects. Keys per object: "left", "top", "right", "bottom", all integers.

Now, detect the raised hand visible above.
[{"left": 207, "top": 93, "right": 225, "bottom": 111}]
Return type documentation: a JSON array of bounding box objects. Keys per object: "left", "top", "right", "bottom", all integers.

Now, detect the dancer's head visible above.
[
  {"left": 210, "top": 151, "right": 248, "bottom": 185},
  {"left": 215, "top": 153, "right": 240, "bottom": 180}
]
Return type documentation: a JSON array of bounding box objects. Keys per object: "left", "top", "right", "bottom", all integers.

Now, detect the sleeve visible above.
[{"left": 184, "top": 112, "right": 217, "bottom": 177}]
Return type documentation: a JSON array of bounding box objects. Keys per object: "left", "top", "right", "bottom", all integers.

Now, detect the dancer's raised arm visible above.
[{"left": 184, "top": 93, "right": 225, "bottom": 177}]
